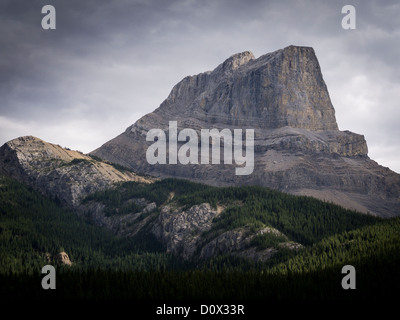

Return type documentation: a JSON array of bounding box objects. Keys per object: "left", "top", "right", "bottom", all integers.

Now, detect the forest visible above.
[{"left": 1, "top": 174, "right": 399, "bottom": 301}]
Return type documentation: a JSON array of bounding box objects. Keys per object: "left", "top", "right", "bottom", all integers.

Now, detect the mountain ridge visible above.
[
  {"left": 0, "top": 135, "right": 153, "bottom": 207},
  {"left": 91, "top": 45, "right": 400, "bottom": 217},
  {"left": 1, "top": 45, "right": 400, "bottom": 302},
  {"left": 1, "top": 45, "right": 399, "bottom": 216}
]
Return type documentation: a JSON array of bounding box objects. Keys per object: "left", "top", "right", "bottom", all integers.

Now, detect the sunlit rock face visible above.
[{"left": 87, "top": 45, "right": 399, "bottom": 217}]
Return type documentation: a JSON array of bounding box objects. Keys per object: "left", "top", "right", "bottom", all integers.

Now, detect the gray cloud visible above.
[{"left": 0, "top": 0, "right": 399, "bottom": 173}]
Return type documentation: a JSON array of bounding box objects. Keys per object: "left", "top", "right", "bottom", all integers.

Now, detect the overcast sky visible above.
[{"left": 1, "top": 0, "right": 399, "bottom": 173}]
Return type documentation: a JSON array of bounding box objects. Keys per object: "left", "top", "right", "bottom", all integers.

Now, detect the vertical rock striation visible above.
[{"left": 69, "top": 46, "right": 400, "bottom": 217}]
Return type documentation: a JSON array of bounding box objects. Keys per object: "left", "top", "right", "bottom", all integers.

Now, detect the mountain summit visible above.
[
  {"left": 0, "top": 136, "right": 151, "bottom": 207},
  {"left": 92, "top": 45, "right": 399, "bottom": 217},
  {"left": 151, "top": 45, "right": 339, "bottom": 131}
]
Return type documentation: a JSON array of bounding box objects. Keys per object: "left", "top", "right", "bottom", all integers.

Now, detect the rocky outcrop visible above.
[
  {"left": 55, "top": 252, "right": 72, "bottom": 266},
  {"left": 56, "top": 251, "right": 72, "bottom": 266},
  {"left": 199, "top": 226, "right": 302, "bottom": 262},
  {"left": 151, "top": 203, "right": 220, "bottom": 259},
  {"left": 81, "top": 198, "right": 157, "bottom": 237},
  {"left": 44, "top": 251, "right": 73, "bottom": 265},
  {"left": 149, "top": 202, "right": 301, "bottom": 261},
  {"left": 91, "top": 45, "right": 400, "bottom": 217},
  {"left": 0, "top": 136, "right": 153, "bottom": 207}
]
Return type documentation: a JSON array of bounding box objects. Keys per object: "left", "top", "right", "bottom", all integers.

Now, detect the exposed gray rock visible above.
[
  {"left": 151, "top": 203, "right": 221, "bottom": 259},
  {"left": 1, "top": 45, "right": 400, "bottom": 264},
  {"left": 81, "top": 198, "right": 157, "bottom": 237},
  {"left": 199, "top": 226, "right": 301, "bottom": 262},
  {"left": 150, "top": 203, "right": 301, "bottom": 261},
  {"left": 0, "top": 136, "right": 153, "bottom": 208},
  {"left": 91, "top": 45, "right": 400, "bottom": 217}
]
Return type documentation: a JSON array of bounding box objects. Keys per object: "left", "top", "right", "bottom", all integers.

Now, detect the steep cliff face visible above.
[
  {"left": 0, "top": 136, "right": 152, "bottom": 207},
  {"left": 154, "top": 46, "right": 338, "bottom": 131},
  {"left": 91, "top": 45, "right": 400, "bottom": 217}
]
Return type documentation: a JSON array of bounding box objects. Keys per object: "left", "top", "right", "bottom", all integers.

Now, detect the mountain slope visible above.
[
  {"left": 0, "top": 174, "right": 178, "bottom": 274},
  {"left": 90, "top": 45, "right": 400, "bottom": 217},
  {"left": 1, "top": 174, "right": 400, "bottom": 301},
  {"left": 0, "top": 136, "right": 153, "bottom": 207},
  {"left": 80, "top": 178, "right": 380, "bottom": 262}
]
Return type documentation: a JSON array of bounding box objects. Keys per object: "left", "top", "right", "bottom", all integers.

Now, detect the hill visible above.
[{"left": 1, "top": 174, "right": 400, "bottom": 301}]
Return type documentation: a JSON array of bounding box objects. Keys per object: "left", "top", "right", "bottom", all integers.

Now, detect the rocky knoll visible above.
[
  {"left": 151, "top": 203, "right": 221, "bottom": 259},
  {"left": 150, "top": 202, "right": 301, "bottom": 262},
  {"left": 0, "top": 136, "right": 152, "bottom": 207},
  {"left": 81, "top": 197, "right": 301, "bottom": 262},
  {"left": 91, "top": 45, "right": 400, "bottom": 217}
]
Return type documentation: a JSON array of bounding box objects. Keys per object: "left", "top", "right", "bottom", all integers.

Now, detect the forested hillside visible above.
[
  {"left": 1, "top": 175, "right": 399, "bottom": 301},
  {"left": 0, "top": 175, "right": 180, "bottom": 274}
]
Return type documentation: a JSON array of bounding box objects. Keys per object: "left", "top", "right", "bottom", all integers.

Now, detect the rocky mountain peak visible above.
[
  {"left": 91, "top": 45, "right": 400, "bottom": 217},
  {"left": 220, "top": 51, "right": 255, "bottom": 72},
  {"left": 138, "top": 45, "right": 338, "bottom": 132}
]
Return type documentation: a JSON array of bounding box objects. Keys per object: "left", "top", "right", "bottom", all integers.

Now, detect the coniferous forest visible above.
[{"left": 1, "top": 174, "right": 400, "bottom": 304}]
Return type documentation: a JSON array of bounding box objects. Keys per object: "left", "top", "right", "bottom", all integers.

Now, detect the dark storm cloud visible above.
[
  {"left": 0, "top": 0, "right": 275, "bottom": 123},
  {"left": 0, "top": 0, "right": 399, "bottom": 172}
]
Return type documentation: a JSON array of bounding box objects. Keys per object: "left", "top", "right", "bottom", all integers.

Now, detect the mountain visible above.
[
  {"left": 0, "top": 136, "right": 152, "bottom": 207},
  {"left": 91, "top": 45, "right": 400, "bottom": 218},
  {"left": 1, "top": 45, "right": 399, "bottom": 263},
  {"left": 0, "top": 134, "right": 377, "bottom": 263},
  {"left": 0, "top": 134, "right": 380, "bottom": 263},
  {"left": 1, "top": 45, "right": 400, "bottom": 302}
]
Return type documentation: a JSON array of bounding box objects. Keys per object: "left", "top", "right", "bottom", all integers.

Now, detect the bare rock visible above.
[
  {"left": 91, "top": 45, "right": 400, "bottom": 217},
  {"left": 200, "top": 226, "right": 301, "bottom": 262},
  {"left": 81, "top": 198, "right": 157, "bottom": 237},
  {"left": 0, "top": 136, "right": 153, "bottom": 208},
  {"left": 151, "top": 203, "right": 221, "bottom": 259},
  {"left": 151, "top": 203, "right": 302, "bottom": 261},
  {"left": 55, "top": 252, "right": 72, "bottom": 266}
]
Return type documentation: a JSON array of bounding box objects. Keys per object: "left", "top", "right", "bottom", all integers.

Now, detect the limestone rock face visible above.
[
  {"left": 139, "top": 46, "right": 338, "bottom": 131},
  {"left": 151, "top": 203, "right": 220, "bottom": 259},
  {"left": 199, "top": 226, "right": 277, "bottom": 262},
  {"left": 0, "top": 136, "right": 152, "bottom": 207},
  {"left": 91, "top": 45, "right": 400, "bottom": 217},
  {"left": 150, "top": 203, "right": 301, "bottom": 261},
  {"left": 81, "top": 198, "right": 157, "bottom": 237}
]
